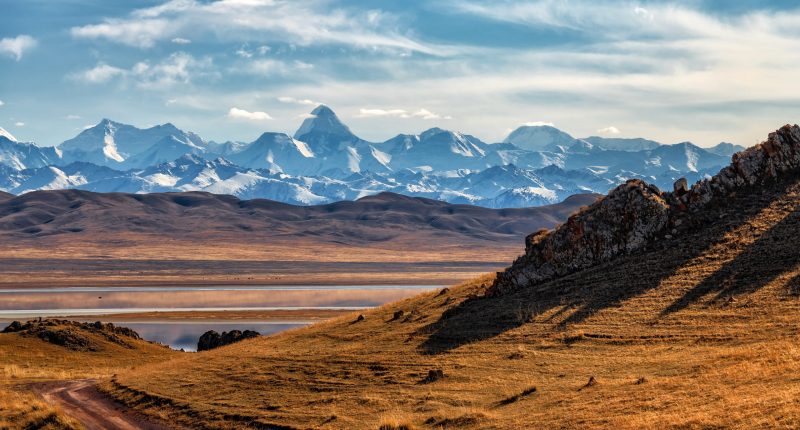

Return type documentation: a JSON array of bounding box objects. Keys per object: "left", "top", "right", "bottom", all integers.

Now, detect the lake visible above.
[{"left": 0, "top": 285, "right": 441, "bottom": 351}]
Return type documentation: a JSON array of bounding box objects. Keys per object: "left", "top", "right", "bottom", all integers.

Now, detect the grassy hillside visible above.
[
  {"left": 0, "top": 388, "right": 82, "bottom": 430},
  {"left": 103, "top": 174, "right": 800, "bottom": 428},
  {"left": 0, "top": 320, "right": 176, "bottom": 428}
]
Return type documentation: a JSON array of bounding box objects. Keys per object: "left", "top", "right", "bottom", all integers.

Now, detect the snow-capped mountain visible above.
[
  {"left": 581, "top": 136, "right": 662, "bottom": 152},
  {"left": 122, "top": 135, "right": 207, "bottom": 169},
  {"left": 382, "top": 128, "right": 488, "bottom": 171},
  {"left": 58, "top": 119, "right": 206, "bottom": 167},
  {"left": 0, "top": 105, "right": 747, "bottom": 208},
  {"left": 294, "top": 105, "right": 362, "bottom": 154},
  {"left": 0, "top": 127, "right": 17, "bottom": 142},
  {"left": 0, "top": 134, "right": 62, "bottom": 170},
  {"left": 229, "top": 132, "right": 317, "bottom": 174},
  {"left": 503, "top": 125, "right": 579, "bottom": 152},
  {"left": 706, "top": 142, "right": 746, "bottom": 157}
]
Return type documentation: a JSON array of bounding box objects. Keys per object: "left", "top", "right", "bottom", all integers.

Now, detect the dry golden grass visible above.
[
  {"left": 0, "top": 321, "right": 177, "bottom": 428},
  {"left": 0, "top": 323, "right": 177, "bottom": 382},
  {"left": 99, "top": 178, "right": 800, "bottom": 429},
  {"left": 0, "top": 388, "right": 82, "bottom": 430}
]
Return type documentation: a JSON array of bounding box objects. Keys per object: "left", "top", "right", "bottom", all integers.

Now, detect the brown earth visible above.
[
  {"left": 99, "top": 150, "right": 800, "bottom": 428},
  {"left": 0, "top": 191, "right": 598, "bottom": 288},
  {"left": 32, "top": 380, "right": 177, "bottom": 430}
]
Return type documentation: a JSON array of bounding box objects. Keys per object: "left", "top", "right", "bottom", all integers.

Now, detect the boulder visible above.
[{"left": 197, "top": 329, "right": 260, "bottom": 351}]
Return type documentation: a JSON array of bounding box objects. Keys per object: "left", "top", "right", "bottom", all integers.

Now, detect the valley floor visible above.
[
  {"left": 0, "top": 239, "right": 516, "bottom": 288},
  {"left": 96, "top": 178, "right": 800, "bottom": 429},
  {"left": 8, "top": 179, "right": 800, "bottom": 428}
]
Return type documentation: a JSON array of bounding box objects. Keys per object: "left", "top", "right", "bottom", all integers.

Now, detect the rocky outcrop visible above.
[
  {"left": 2, "top": 319, "right": 142, "bottom": 351},
  {"left": 197, "top": 329, "right": 260, "bottom": 351},
  {"left": 489, "top": 124, "right": 800, "bottom": 296}
]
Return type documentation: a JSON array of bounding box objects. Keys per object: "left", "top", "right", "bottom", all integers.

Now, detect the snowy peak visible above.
[
  {"left": 504, "top": 125, "right": 578, "bottom": 152},
  {"left": 59, "top": 119, "right": 206, "bottom": 167},
  {"left": 0, "top": 136, "right": 62, "bottom": 170},
  {"left": 123, "top": 135, "right": 207, "bottom": 169},
  {"left": 228, "top": 132, "right": 318, "bottom": 174},
  {"left": 0, "top": 127, "right": 17, "bottom": 142},
  {"left": 706, "top": 142, "right": 746, "bottom": 157},
  {"left": 582, "top": 136, "right": 662, "bottom": 152},
  {"left": 293, "top": 105, "right": 361, "bottom": 152}
]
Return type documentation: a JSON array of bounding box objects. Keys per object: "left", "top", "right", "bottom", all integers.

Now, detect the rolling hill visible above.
[
  {"left": 0, "top": 190, "right": 599, "bottom": 288},
  {"left": 98, "top": 124, "right": 800, "bottom": 429},
  {"left": 0, "top": 190, "right": 598, "bottom": 244}
]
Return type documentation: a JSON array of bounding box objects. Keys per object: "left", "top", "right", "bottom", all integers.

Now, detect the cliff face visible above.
[{"left": 490, "top": 124, "right": 800, "bottom": 296}]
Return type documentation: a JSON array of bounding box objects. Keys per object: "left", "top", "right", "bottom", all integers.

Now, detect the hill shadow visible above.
[
  {"left": 661, "top": 205, "right": 800, "bottom": 315},
  {"left": 419, "top": 179, "right": 800, "bottom": 355}
]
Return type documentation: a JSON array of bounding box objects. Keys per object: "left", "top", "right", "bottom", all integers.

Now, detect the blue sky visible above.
[{"left": 2, "top": 0, "right": 800, "bottom": 147}]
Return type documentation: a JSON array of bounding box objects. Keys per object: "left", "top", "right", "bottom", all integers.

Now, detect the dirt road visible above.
[{"left": 32, "top": 380, "right": 176, "bottom": 430}]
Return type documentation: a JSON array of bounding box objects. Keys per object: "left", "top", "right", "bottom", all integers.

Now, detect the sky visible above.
[{"left": 2, "top": 0, "right": 800, "bottom": 148}]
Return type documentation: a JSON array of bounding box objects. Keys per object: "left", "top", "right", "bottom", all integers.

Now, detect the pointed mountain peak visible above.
[
  {"left": 420, "top": 127, "right": 448, "bottom": 138},
  {"left": 0, "top": 127, "right": 17, "bottom": 142},
  {"left": 293, "top": 105, "right": 358, "bottom": 147},
  {"left": 310, "top": 104, "right": 336, "bottom": 117}
]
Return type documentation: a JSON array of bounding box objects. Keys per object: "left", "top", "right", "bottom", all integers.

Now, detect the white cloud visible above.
[
  {"left": 235, "top": 45, "right": 253, "bottom": 58},
  {"left": 14, "top": 122, "right": 25, "bottom": 127},
  {"left": 74, "top": 63, "right": 126, "bottom": 83},
  {"left": 295, "top": 113, "right": 317, "bottom": 119},
  {"left": 71, "top": 19, "right": 171, "bottom": 49},
  {"left": 277, "top": 96, "right": 320, "bottom": 106},
  {"left": 357, "top": 108, "right": 408, "bottom": 118},
  {"left": 65, "top": 114, "right": 82, "bottom": 120},
  {"left": 597, "top": 126, "right": 620, "bottom": 135},
  {"left": 237, "top": 58, "right": 313, "bottom": 76},
  {"left": 0, "top": 100, "right": 4, "bottom": 107},
  {"left": 411, "top": 108, "right": 441, "bottom": 120},
  {"left": 356, "top": 107, "right": 447, "bottom": 119},
  {"left": 171, "top": 37, "right": 192, "bottom": 44},
  {"left": 523, "top": 121, "right": 555, "bottom": 127},
  {"left": 134, "top": 52, "right": 213, "bottom": 88},
  {"left": 72, "top": 52, "right": 213, "bottom": 88},
  {"left": 70, "top": 0, "right": 453, "bottom": 55},
  {"left": 0, "top": 35, "right": 37, "bottom": 61},
  {"left": 227, "top": 107, "right": 273, "bottom": 121}
]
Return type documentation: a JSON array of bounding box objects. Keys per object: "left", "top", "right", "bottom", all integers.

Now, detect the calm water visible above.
[{"left": 0, "top": 285, "right": 440, "bottom": 350}]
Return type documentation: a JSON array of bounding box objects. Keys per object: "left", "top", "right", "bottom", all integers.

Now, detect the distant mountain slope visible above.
[
  {"left": 0, "top": 190, "right": 599, "bottom": 244},
  {"left": 58, "top": 119, "right": 205, "bottom": 167},
  {"left": 0, "top": 136, "right": 62, "bottom": 170},
  {"left": 0, "top": 191, "right": 12, "bottom": 202},
  {"left": 492, "top": 123, "right": 800, "bottom": 296},
  {"left": 582, "top": 136, "right": 662, "bottom": 151},
  {"left": 706, "top": 141, "right": 746, "bottom": 156}
]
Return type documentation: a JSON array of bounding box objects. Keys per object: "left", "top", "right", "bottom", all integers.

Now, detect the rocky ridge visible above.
[
  {"left": 2, "top": 319, "right": 142, "bottom": 351},
  {"left": 490, "top": 124, "right": 800, "bottom": 296}
]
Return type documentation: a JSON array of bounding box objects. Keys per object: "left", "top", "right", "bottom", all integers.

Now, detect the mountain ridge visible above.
[
  {"left": 0, "top": 189, "right": 600, "bottom": 245},
  {"left": 491, "top": 123, "right": 800, "bottom": 296},
  {"left": 0, "top": 106, "right": 751, "bottom": 208}
]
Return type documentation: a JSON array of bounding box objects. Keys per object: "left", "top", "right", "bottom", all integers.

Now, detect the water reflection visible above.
[
  {"left": 122, "top": 322, "right": 306, "bottom": 351},
  {"left": 0, "top": 285, "right": 440, "bottom": 351},
  {"left": 0, "top": 285, "right": 439, "bottom": 314}
]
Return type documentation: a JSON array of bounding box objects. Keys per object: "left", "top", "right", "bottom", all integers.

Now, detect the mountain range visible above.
[
  {"left": 0, "top": 189, "right": 599, "bottom": 245},
  {"left": 0, "top": 106, "right": 745, "bottom": 208}
]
